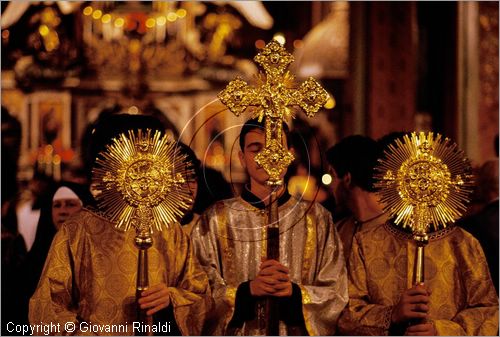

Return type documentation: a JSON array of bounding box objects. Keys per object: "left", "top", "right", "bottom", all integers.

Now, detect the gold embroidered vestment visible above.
[
  {"left": 29, "top": 209, "right": 211, "bottom": 336},
  {"left": 338, "top": 223, "right": 499, "bottom": 335}
]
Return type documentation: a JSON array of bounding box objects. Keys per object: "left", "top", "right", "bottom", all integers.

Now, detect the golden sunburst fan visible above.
[
  {"left": 374, "top": 131, "right": 474, "bottom": 234},
  {"left": 92, "top": 129, "right": 194, "bottom": 232}
]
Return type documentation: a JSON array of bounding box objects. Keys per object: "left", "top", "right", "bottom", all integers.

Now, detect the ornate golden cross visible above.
[{"left": 218, "top": 39, "right": 329, "bottom": 184}]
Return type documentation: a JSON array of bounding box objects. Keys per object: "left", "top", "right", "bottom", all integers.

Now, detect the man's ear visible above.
[
  {"left": 343, "top": 172, "right": 352, "bottom": 188},
  {"left": 238, "top": 150, "right": 246, "bottom": 169}
]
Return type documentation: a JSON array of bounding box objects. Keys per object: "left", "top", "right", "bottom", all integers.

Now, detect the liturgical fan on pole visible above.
[
  {"left": 92, "top": 129, "right": 194, "bottom": 333},
  {"left": 374, "top": 132, "right": 473, "bottom": 285},
  {"left": 218, "top": 39, "right": 330, "bottom": 335}
]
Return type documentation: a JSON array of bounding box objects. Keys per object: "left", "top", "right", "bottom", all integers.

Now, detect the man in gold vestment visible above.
[
  {"left": 330, "top": 135, "right": 499, "bottom": 336},
  {"left": 325, "top": 136, "right": 389, "bottom": 263},
  {"left": 337, "top": 222, "right": 499, "bottom": 335},
  {"left": 29, "top": 114, "right": 211, "bottom": 335},
  {"left": 191, "top": 118, "right": 348, "bottom": 335}
]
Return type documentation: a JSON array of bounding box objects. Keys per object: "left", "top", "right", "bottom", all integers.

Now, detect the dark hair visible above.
[
  {"left": 82, "top": 114, "right": 165, "bottom": 180},
  {"left": 174, "top": 143, "right": 233, "bottom": 218},
  {"left": 377, "top": 131, "right": 407, "bottom": 154},
  {"left": 326, "top": 135, "right": 382, "bottom": 192},
  {"left": 175, "top": 142, "right": 202, "bottom": 178},
  {"left": 239, "top": 117, "right": 291, "bottom": 150}
]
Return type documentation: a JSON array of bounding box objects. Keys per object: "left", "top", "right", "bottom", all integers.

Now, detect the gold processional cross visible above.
[
  {"left": 218, "top": 39, "right": 329, "bottom": 185},
  {"left": 218, "top": 39, "right": 329, "bottom": 335}
]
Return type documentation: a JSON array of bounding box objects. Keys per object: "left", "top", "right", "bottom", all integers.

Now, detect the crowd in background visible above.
[{"left": 1, "top": 108, "right": 498, "bottom": 335}]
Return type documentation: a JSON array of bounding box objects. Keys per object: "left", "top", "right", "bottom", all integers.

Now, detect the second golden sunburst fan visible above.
[
  {"left": 92, "top": 128, "right": 194, "bottom": 333},
  {"left": 374, "top": 131, "right": 474, "bottom": 284}
]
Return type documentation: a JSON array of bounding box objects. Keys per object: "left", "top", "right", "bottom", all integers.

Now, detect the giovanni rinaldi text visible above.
[{"left": 6, "top": 321, "right": 173, "bottom": 335}]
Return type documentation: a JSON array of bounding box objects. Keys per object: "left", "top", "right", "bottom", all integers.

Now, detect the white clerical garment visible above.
[{"left": 191, "top": 188, "right": 348, "bottom": 335}]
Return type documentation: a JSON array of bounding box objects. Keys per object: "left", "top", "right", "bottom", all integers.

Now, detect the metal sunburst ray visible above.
[
  {"left": 91, "top": 129, "right": 194, "bottom": 232},
  {"left": 374, "top": 131, "right": 474, "bottom": 234}
]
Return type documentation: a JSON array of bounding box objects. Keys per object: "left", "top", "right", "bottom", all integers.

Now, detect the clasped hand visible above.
[
  {"left": 391, "top": 283, "right": 436, "bottom": 336},
  {"left": 250, "top": 259, "right": 292, "bottom": 297},
  {"left": 138, "top": 283, "right": 171, "bottom": 316}
]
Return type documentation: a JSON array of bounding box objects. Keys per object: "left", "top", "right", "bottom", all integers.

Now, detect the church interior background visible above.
[{"left": 1, "top": 1, "right": 498, "bottom": 217}]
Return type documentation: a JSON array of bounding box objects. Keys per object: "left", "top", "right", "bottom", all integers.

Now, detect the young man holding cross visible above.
[{"left": 191, "top": 117, "right": 348, "bottom": 335}]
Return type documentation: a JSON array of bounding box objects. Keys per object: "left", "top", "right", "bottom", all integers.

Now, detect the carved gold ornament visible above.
[
  {"left": 92, "top": 129, "right": 194, "bottom": 232},
  {"left": 375, "top": 132, "right": 474, "bottom": 234},
  {"left": 218, "top": 39, "right": 329, "bottom": 184}
]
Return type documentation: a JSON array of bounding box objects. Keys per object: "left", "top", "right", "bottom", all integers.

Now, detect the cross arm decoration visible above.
[{"left": 218, "top": 39, "right": 329, "bottom": 185}]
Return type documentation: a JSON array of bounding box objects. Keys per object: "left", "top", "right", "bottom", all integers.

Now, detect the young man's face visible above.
[{"left": 239, "top": 128, "right": 289, "bottom": 186}]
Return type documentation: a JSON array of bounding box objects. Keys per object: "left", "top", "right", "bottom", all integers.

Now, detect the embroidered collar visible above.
[
  {"left": 354, "top": 212, "right": 386, "bottom": 226},
  {"left": 241, "top": 184, "right": 291, "bottom": 210},
  {"left": 384, "top": 221, "right": 457, "bottom": 241}
]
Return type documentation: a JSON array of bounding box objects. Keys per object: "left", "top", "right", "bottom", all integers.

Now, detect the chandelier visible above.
[{"left": 82, "top": 2, "right": 247, "bottom": 93}]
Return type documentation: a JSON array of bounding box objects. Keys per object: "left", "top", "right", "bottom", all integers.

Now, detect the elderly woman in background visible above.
[{"left": 17, "top": 181, "right": 94, "bottom": 328}]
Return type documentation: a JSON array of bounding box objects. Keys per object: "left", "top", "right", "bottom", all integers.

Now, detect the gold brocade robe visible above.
[
  {"left": 338, "top": 222, "right": 499, "bottom": 336},
  {"left": 336, "top": 213, "right": 389, "bottom": 265},
  {"left": 191, "top": 195, "right": 348, "bottom": 336},
  {"left": 181, "top": 213, "right": 200, "bottom": 237},
  {"left": 29, "top": 209, "right": 211, "bottom": 336}
]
